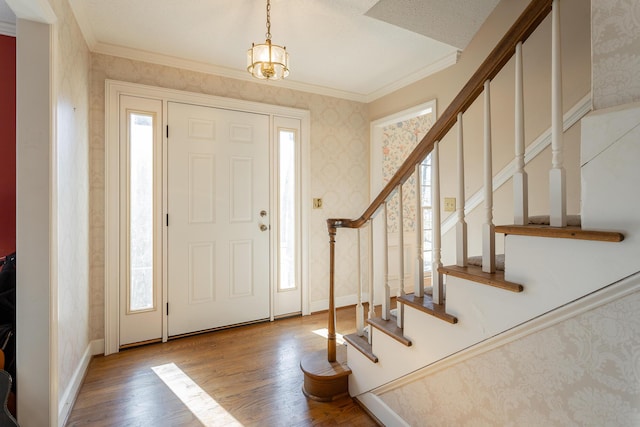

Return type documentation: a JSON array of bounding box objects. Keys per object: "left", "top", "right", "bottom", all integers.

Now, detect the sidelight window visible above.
[
  {"left": 278, "top": 129, "right": 297, "bottom": 291},
  {"left": 128, "top": 112, "right": 156, "bottom": 312}
]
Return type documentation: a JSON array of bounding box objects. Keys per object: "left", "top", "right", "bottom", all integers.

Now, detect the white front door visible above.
[{"left": 167, "top": 102, "right": 270, "bottom": 336}]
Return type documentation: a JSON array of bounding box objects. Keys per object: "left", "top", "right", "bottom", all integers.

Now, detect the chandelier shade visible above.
[
  {"left": 247, "top": 0, "right": 289, "bottom": 80},
  {"left": 247, "top": 40, "right": 289, "bottom": 80}
]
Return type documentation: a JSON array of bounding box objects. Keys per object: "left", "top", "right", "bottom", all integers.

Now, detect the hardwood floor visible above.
[{"left": 66, "top": 307, "right": 378, "bottom": 427}]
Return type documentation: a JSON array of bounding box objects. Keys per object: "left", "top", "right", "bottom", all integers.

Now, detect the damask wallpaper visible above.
[
  {"left": 379, "top": 291, "right": 640, "bottom": 426},
  {"left": 382, "top": 113, "right": 434, "bottom": 234},
  {"left": 89, "top": 55, "right": 370, "bottom": 339},
  {"left": 592, "top": 0, "right": 640, "bottom": 110},
  {"left": 50, "top": 0, "right": 91, "bottom": 406}
]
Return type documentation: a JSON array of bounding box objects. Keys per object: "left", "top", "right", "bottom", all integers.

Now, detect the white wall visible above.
[
  {"left": 49, "top": 0, "right": 91, "bottom": 421},
  {"left": 16, "top": 17, "right": 54, "bottom": 427}
]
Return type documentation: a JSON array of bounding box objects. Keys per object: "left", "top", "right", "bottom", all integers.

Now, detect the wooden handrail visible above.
[{"left": 327, "top": 0, "right": 552, "bottom": 231}]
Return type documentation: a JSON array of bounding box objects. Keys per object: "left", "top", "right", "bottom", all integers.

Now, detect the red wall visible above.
[{"left": 0, "top": 34, "right": 16, "bottom": 257}]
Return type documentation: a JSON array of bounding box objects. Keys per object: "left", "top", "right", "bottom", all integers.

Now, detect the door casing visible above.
[{"left": 105, "top": 80, "right": 311, "bottom": 355}]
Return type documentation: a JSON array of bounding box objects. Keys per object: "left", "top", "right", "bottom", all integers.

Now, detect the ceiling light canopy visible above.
[{"left": 247, "top": 0, "right": 290, "bottom": 80}]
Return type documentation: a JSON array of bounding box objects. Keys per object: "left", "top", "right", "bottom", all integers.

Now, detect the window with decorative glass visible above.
[{"left": 420, "top": 154, "right": 433, "bottom": 274}]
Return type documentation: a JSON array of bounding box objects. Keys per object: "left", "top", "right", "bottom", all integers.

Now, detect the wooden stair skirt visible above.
[{"left": 300, "top": 345, "right": 351, "bottom": 402}]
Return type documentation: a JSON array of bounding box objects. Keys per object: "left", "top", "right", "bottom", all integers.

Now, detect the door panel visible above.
[{"left": 167, "top": 102, "right": 270, "bottom": 336}]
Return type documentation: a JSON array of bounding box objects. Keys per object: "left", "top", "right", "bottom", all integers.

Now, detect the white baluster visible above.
[
  {"left": 414, "top": 164, "right": 424, "bottom": 298},
  {"left": 483, "top": 80, "right": 496, "bottom": 273},
  {"left": 456, "top": 113, "right": 468, "bottom": 267},
  {"left": 396, "top": 185, "right": 405, "bottom": 328},
  {"left": 514, "top": 41, "right": 529, "bottom": 226},
  {"left": 367, "top": 220, "right": 374, "bottom": 344},
  {"left": 382, "top": 203, "right": 390, "bottom": 321},
  {"left": 550, "top": 0, "right": 566, "bottom": 227},
  {"left": 432, "top": 141, "right": 444, "bottom": 305},
  {"left": 367, "top": 221, "right": 375, "bottom": 320},
  {"left": 356, "top": 228, "right": 364, "bottom": 336}
]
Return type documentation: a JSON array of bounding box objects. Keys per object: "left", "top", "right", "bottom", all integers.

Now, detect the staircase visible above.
[{"left": 303, "top": 0, "right": 640, "bottom": 423}]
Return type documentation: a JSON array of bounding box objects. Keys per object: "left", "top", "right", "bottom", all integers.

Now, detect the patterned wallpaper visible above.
[
  {"left": 89, "top": 55, "right": 369, "bottom": 339},
  {"left": 50, "top": 0, "right": 91, "bottom": 406},
  {"left": 592, "top": 0, "right": 640, "bottom": 110},
  {"left": 382, "top": 113, "right": 434, "bottom": 233},
  {"left": 379, "top": 290, "right": 640, "bottom": 426}
]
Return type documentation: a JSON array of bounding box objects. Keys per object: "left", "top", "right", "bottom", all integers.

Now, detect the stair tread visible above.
[
  {"left": 495, "top": 224, "right": 624, "bottom": 242},
  {"left": 440, "top": 264, "right": 524, "bottom": 292},
  {"left": 343, "top": 333, "right": 378, "bottom": 363},
  {"left": 367, "top": 315, "right": 412, "bottom": 347},
  {"left": 398, "top": 293, "right": 458, "bottom": 324},
  {"left": 467, "top": 254, "right": 505, "bottom": 271}
]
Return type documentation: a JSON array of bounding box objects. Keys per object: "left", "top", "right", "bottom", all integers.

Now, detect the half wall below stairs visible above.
[{"left": 362, "top": 272, "right": 640, "bottom": 426}]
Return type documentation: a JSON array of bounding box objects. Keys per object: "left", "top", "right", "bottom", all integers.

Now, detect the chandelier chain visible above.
[
  {"left": 265, "top": 0, "right": 271, "bottom": 41},
  {"left": 248, "top": 0, "right": 288, "bottom": 80}
]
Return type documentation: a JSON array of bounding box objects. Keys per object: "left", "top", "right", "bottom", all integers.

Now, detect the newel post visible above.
[
  {"left": 300, "top": 219, "right": 350, "bottom": 402},
  {"left": 327, "top": 220, "right": 337, "bottom": 363}
]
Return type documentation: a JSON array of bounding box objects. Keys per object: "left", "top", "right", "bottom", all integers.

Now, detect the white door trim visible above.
[{"left": 105, "top": 80, "right": 311, "bottom": 355}]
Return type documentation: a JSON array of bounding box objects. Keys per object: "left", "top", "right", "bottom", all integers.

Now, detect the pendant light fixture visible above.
[{"left": 247, "top": 0, "right": 290, "bottom": 80}]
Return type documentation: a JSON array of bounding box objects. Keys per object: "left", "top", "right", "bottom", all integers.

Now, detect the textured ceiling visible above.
[
  {"left": 3, "top": 0, "right": 500, "bottom": 101},
  {"left": 366, "top": 0, "right": 500, "bottom": 50}
]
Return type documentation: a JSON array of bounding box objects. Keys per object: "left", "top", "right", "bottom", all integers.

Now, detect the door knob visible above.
[
  {"left": 260, "top": 210, "right": 267, "bottom": 217},
  {"left": 259, "top": 224, "right": 268, "bottom": 232}
]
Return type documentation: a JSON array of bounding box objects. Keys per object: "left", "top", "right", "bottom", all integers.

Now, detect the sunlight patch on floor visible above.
[
  {"left": 312, "top": 328, "right": 345, "bottom": 345},
  {"left": 152, "top": 363, "right": 243, "bottom": 427}
]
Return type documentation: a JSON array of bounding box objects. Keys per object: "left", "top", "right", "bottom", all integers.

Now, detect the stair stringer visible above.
[{"left": 357, "top": 271, "right": 640, "bottom": 426}]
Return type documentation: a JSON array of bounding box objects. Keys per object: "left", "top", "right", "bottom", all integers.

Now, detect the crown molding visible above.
[
  {"left": 364, "top": 50, "right": 460, "bottom": 103},
  {"left": 92, "top": 41, "right": 459, "bottom": 104},
  {"left": 93, "top": 42, "right": 370, "bottom": 102}
]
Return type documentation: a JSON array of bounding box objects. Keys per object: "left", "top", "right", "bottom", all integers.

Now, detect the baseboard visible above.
[
  {"left": 91, "top": 338, "right": 105, "bottom": 356},
  {"left": 356, "top": 393, "right": 411, "bottom": 427},
  {"left": 58, "top": 339, "right": 103, "bottom": 426},
  {"left": 310, "top": 294, "right": 359, "bottom": 313}
]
